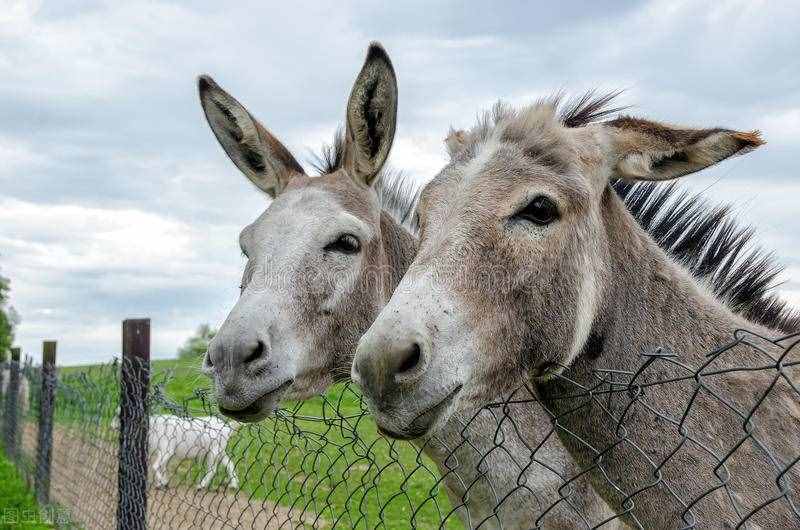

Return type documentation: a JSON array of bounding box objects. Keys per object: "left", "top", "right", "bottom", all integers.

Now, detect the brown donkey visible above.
[
  {"left": 354, "top": 96, "right": 800, "bottom": 528},
  {"left": 199, "top": 45, "right": 619, "bottom": 528}
]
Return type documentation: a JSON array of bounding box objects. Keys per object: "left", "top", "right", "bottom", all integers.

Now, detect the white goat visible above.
[
  {"left": 113, "top": 411, "right": 239, "bottom": 489},
  {"left": 1, "top": 368, "right": 30, "bottom": 418}
]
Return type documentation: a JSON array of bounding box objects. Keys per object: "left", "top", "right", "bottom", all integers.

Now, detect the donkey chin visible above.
[
  {"left": 216, "top": 378, "right": 294, "bottom": 423},
  {"left": 284, "top": 363, "right": 337, "bottom": 402},
  {"left": 371, "top": 384, "right": 464, "bottom": 441}
]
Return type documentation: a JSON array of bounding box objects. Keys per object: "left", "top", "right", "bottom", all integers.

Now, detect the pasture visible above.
[
  {"left": 0, "top": 449, "right": 52, "bottom": 530},
  {"left": 53, "top": 358, "right": 462, "bottom": 530}
]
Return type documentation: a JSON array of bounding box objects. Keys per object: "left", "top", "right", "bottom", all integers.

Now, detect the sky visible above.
[{"left": 1, "top": 0, "right": 798, "bottom": 365}]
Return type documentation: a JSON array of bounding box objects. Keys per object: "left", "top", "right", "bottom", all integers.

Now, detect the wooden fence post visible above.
[
  {"left": 3, "top": 347, "right": 21, "bottom": 459},
  {"left": 35, "top": 341, "right": 56, "bottom": 505},
  {"left": 116, "top": 319, "right": 150, "bottom": 530}
]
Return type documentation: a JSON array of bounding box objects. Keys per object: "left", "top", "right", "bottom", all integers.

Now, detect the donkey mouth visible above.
[
  {"left": 378, "top": 385, "right": 463, "bottom": 440},
  {"left": 219, "top": 379, "right": 293, "bottom": 422}
]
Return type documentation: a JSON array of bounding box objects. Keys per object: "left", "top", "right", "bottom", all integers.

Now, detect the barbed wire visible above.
[{"left": 0, "top": 330, "right": 797, "bottom": 529}]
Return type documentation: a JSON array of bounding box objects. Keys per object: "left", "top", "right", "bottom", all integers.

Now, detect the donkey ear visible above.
[
  {"left": 444, "top": 128, "right": 467, "bottom": 158},
  {"left": 198, "top": 75, "right": 305, "bottom": 197},
  {"left": 605, "top": 116, "right": 764, "bottom": 181},
  {"left": 343, "top": 42, "right": 398, "bottom": 187}
]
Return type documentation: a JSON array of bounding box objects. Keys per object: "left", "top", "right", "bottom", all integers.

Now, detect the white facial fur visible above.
[{"left": 206, "top": 185, "right": 377, "bottom": 421}]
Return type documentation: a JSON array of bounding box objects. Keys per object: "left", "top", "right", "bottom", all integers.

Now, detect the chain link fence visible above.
[{"left": 1, "top": 328, "right": 798, "bottom": 529}]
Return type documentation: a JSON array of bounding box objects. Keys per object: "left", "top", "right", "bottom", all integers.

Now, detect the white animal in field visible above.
[
  {"left": 1, "top": 368, "right": 30, "bottom": 418},
  {"left": 113, "top": 411, "right": 239, "bottom": 490}
]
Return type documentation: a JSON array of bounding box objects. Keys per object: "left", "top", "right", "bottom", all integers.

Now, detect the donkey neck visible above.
[
  {"left": 583, "top": 188, "right": 773, "bottom": 373},
  {"left": 536, "top": 189, "right": 794, "bottom": 528}
]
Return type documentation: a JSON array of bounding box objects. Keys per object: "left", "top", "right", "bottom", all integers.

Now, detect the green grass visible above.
[
  {"left": 54, "top": 357, "right": 462, "bottom": 530},
  {"left": 0, "top": 450, "right": 53, "bottom": 529}
]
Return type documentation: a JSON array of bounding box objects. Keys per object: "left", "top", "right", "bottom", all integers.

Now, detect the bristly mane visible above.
[
  {"left": 459, "top": 92, "right": 799, "bottom": 334},
  {"left": 614, "top": 181, "right": 799, "bottom": 333},
  {"left": 309, "top": 127, "right": 421, "bottom": 231},
  {"left": 559, "top": 90, "right": 628, "bottom": 128}
]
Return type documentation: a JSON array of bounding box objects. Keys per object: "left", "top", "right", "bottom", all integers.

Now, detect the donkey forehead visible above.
[
  {"left": 241, "top": 184, "right": 374, "bottom": 252},
  {"left": 421, "top": 140, "right": 594, "bottom": 221}
]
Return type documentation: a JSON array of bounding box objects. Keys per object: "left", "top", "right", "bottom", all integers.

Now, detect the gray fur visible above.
[
  {"left": 200, "top": 47, "right": 618, "bottom": 528},
  {"left": 355, "top": 95, "right": 798, "bottom": 528}
]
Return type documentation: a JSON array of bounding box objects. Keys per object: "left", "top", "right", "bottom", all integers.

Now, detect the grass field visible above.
[
  {"left": 0, "top": 449, "right": 53, "bottom": 530},
  {"left": 54, "top": 357, "right": 462, "bottom": 530}
]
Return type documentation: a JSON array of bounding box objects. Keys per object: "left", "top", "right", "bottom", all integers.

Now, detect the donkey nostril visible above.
[
  {"left": 244, "top": 340, "right": 266, "bottom": 365},
  {"left": 397, "top": 343, "right": 422, "bottom": 375},
  {"left": 204, "top": 353, "right": 214, "bottom": 369}
]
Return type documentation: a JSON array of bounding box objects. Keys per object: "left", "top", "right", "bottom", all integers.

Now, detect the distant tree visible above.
[
  {"left": 0, "top": 270, "right": 19, "bottom": 362},
  {"left": 178, "top": 324, "right": 217, "bottom": 359}
]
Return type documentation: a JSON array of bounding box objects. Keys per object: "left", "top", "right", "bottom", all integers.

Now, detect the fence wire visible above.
[{"left": 0, "top": 329, "right": 798, "bottom": 529}]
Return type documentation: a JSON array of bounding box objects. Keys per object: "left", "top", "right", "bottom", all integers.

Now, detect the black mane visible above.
[
  {"left": 559, "top": 90, "right": 628, "bottom": 128},
  {"left": 308, "top": 127, "right": 346, "bottom": 175},
  {"left": 613, "top": 180, "right": 799, "bottom": 333},
  {"left": 310, "top": 119, "right": 798, "bottom": 334}
]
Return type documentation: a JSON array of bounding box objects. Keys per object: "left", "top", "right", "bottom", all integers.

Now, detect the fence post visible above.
[
  {"left": 116, "top": 319, "right": 150, "bottom": 530},
  {"left": 35, "top": 341, "right": 56, "bottom": 505},
  {"left": 3, "top": 347, "right": 21, "bottom": 459}
]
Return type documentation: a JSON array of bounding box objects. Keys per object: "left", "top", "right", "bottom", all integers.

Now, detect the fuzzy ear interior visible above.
[
  {"left": 605, "top": 116, "right": 764, "bottom": 181},
  {"left": 198, "top": 75, "right": 304, "bottom": 197},
  {"left": 343, "top": 42, "right": 398, "bottom": 187}
]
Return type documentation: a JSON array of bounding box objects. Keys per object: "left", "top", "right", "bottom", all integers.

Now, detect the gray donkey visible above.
[
  {"left": 354, "top": 96, "right": 800, "bottom": 528},
  {"left": 199, "top": 44, "right": 617, "bottom": 528}
]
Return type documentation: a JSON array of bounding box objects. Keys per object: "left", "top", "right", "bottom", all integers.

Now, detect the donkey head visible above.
[
  {"left": 353, "top": 97, "right": 763, "bottom": 439},
  {"left": 200, "top": 43, "right": 399, "bottom": 422}
]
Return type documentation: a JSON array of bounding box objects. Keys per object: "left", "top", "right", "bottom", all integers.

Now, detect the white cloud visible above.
[
  {"left": 0, "top": 199, "right": 192, "bottom": 270},
  {"left": 0, "top": 198, "right": 243, "bottom": 364},
  {"left": 1, "top": 0, "right": 798, "bottom": 365},
  {"left": 0, "top": 2, "right": 203, "bottom": 98},
  {"left": 388, "top": 134, "right": 448, "bottom": 184},
  {"left": 0, "top": 0, "right": 41, "bottom": 30},
  {"left": 0, "top": 136, "right": 46, "bottom": 175},
  {"left": 757, "top": 109, "right": 800, "bottom": 145}
]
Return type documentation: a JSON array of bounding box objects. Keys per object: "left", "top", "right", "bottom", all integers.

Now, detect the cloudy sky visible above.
[{"left": 1, "top": 0, "right": 798, "bottom": 365}]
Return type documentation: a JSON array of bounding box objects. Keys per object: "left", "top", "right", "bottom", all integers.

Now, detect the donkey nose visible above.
[
  {"left": 353, "top": 330, "right": 428, "bottom": 400},
  {"left": 243, "top": 340, "right": 267, "bottom": 365},
  {"left": 207, "top": 334, "right": 269, "bottom": 373}
]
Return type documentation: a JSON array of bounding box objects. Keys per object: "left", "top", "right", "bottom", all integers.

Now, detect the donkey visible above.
[
  {"left": 354, "top": 96, "right": 800, "bottom": 528},
  {"left": 199, "top": 44, "right": 617, "bottom": 528}
]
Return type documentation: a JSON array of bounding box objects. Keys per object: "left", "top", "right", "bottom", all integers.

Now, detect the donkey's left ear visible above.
[
  {"left": 198, "top": 75, "right": 305, "bottom": 198},
  {"left": 344, "top": 42, "right": 398, "bottom": 187},
  {"left": 604, "top": 116, "right": 764, "bottom": 181}
]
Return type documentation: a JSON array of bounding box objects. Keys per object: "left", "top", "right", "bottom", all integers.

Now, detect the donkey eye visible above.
[
  {"left": 324, "top": 233, "right": 361, "bottom": 255},
  {"left": 515, "top": 195, "right": 559, "bottom": 226}
]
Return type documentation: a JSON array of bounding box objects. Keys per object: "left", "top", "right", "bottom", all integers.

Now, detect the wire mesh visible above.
[
  {"left": 531, "top": 329, "right": 800, "bottom": 528},
  {"left": 0, "top": 329, "right": 797, "bottom": 529}
]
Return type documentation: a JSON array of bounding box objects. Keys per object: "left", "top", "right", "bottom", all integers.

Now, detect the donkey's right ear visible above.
[
  {"left": 198, "top": 75, "right": 305, "bottom": 197},
  {"left": 343, "top": 42, "right": 398, "bottom": 187},
  {"left": 604, "top": 116, "right": 764, "bottom": 182}
]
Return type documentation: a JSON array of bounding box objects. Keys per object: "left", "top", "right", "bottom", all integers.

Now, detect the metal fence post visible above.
[
  {"left": 35, "top": 341, "right": 56, "bottom": 505},
  {"left": 117, "top": 319, "right": 150, "bottom": 530},
  {"left": 3, "top": 347, "right": 21, "bottom": 459}
]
